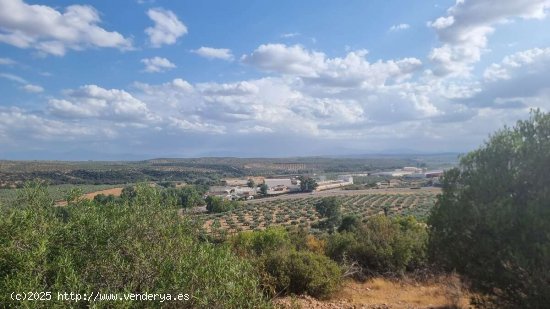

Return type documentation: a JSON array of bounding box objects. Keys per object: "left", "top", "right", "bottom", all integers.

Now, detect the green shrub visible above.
[
  {"left": 229, "top": 227, "right": 290, "bottom": 256},
  {"left": 0, "top": 183, "right": 269, "bottom": 308},
  {"left": 261, "top": 250, "right": 342, "bottom": 299},
  {"left": 338, "top": 215, "right": 361, "bottom": 233},
  {"left": 205, "top": 196, "right": 239, "bottom": 213},
  {"left": 326, "top": 215, "right": 427, "bottom": 274},
  {"left": 315, "top": 197, "right": 342, "bottom": 231},
  {"left": 428, "top": 110, "right": 550, "bottom": 308}
]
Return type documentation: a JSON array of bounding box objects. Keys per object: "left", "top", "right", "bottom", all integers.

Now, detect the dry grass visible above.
[
  {"left": 333, "top": 275, "right": 471, "bottom": 309},
  {"left": 54, "top": 187, "right": 124, "bottom": 206},
  {"left": 275, "top": 274, "right": 471, "bottom": 308},
  {"left": 82, "top": 187, "right": 124, "bottom": 200}
]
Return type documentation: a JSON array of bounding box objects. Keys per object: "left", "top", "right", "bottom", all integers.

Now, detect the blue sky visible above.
[{"left": 1, "top": 0, "right": 549, "bottom": 159}]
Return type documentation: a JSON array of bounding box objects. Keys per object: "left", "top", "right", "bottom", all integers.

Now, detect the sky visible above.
[{"left": 0, "top": 0, "right": 550, "bottom": 160}]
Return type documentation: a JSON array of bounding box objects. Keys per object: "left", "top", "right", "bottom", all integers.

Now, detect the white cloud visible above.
[
  {"left": 389, "top": 23, "right": 410, "bottom": 31},
  {"left": 0, "top": 57, "right": 16, "bottom": 65},
  {"left": 242, "top": 44, "right": 327, "bottom": 76},
  {"left": 281, "top": 32, "right": 300, "bottom": 38},
  {"left": 48, "top": 85, "right": 158, "bottom": 122},
  {"left": 168, "top": 116, "right": 226, "bottom": 134},
  {"left": 21, "top": 84, "right": 44, "bottom": 93},
  {"left": 483, "top": 47, "right": 550, "bottom": 81},
  {"left": 466, "top": 47, "right": 550, "bottom": 109},
  {"left": 0, "top": 72, "right": 44, "bottom": 93},
  {"left": 2, "top": 42, "right": 548, "bottom": 156},
  {"left": 0, "top": 72, "right": 27, "bottom": 84},
  {"left": 428, "top": 16, "right": 454, "bottom": 29},
  {"left": 192, "top": 47, "right": 234, "bottom": 60},
  {"left": 428, "top": 0, "right": 550, "bottom": 76},
  {"left": 0, "top": 107, "right": 104, "bottom": 142},
  {"left": 145, "top": 8, "right": 187, "bottom": 47},
  {"left": 242, "top": 44, "right": 422, "bottom": 88},
  {"left": 141, "top": 57, "right": 176, "bottom": 73},
  {"left": 0, "top": 0, "right": 132, "bottom": 56},
  {"left": 198, "top": 81, "right": 259, "bottom": 96}
]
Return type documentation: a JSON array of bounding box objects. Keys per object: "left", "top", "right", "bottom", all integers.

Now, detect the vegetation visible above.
[
  {"left": 0, "top": 155, "right": 457, "bottom": 189},
  {"left": 261, "top": 250, "right": 342, "bottom": 299},
  {"left": 200, "top": 192, "right": 437, "bottom": 234},
  {"left": 428, "top": 110, "right": 550, "bottom": 308},
  {"left": 298, "top": 176, "right": 318, "bottom": 192},
  {"left": 327, "top": 215, "right": 428, "bottom": 275},
  {"left": 3, "top": 112, "right": 547, "bottom": 308},
  {"left": 229, "top": 228, "right": 342, "bottom": 299},
  {"left": 0, "top": 182, "right": 269, "bottom": 308},
  {"left": 205, "top": 195, "right": 239, "bottom": 213},
  {"left": 0, "top": 183, "right": 121, "bottom": 205},
  {"left": 259, "top": 184, "right": 268, "bottom": 195},
  {"left": 162, "top": 186, "right": 206, "bottom": 208},
  {"left": 315, "top": 197, "right": 343, "bottom": 231}
]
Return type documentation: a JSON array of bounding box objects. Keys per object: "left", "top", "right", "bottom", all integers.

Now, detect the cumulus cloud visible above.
[
  {"left": 0, "top": 107, "right": 104, "bottom": 142},
  {"left": 48, "top": 85, "right": 158, "bottom": 122},
  {"left": 0, "top": 0, "right": 132, "bottom": 56},
  {"left": 145, "top": 8, "right": 187, "bottom": 47},
  {"left": 192, "top": 47, "right": 234, "bottom": 60},
  {"left": 464, "top": 47, "right": 550, "bottom": 109},
  {"left": 389, "top": 23, "right": 410, "bottom": 31},
  {"left": 2, "top": 40, "right": 547, "bottom": 157},
  {"left": 428, "top": 0, "right": 550, "bottom": 76},
  {"left": 141, "top": 57, "right": 176, "bottom": 73},
  {"left": 242, "top": 44, "right": 422, "bottom": 89},
  {"left": 242, "top": 44, "right": 325, "bottom": 76}
]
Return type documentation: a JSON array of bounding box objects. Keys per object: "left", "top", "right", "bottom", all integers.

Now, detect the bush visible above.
[
  {"left": 229, "top": 227, "right": 290, "bottom": 256},
  {"left": 338, "top": 215, "right": 361, "bottom": 233},
  {"left": 326, "top": 215, "right": 427, "bottom": 275},
  {"left": 315, "top": 197, "right": 342, "bottom": 231},
  {"left": 0, "top": 183, "right": 269, "bottom": 308},
  {"left": 261, "top": 250, "right": 342, "bottom": 299},
  {"left": 205, "top": 196, "right": 239, "bottom": 213},
  {"left": 428, "top": 110, "right": 550, "bottom": 308}
]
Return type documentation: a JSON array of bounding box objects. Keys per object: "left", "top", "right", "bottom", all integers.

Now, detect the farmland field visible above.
[{"left": 198, "top": 190, "right": 439, "bottom": 234}]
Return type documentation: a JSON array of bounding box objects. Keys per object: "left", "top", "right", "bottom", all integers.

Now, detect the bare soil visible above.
[{"left": 82, "top": 187, "right": 124, "bottom": 200}]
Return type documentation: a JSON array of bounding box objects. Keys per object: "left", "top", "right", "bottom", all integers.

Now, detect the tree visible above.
[
  {"left": 428, "top": 110, "right": 550, "bottom": 308},
  {"left": 178, "top": 186, "right": 202, "bottom": 208},
  {"left": 338, "top": 215, "right": 361, "bottom": 233},
  {"left": 247, "top": 179, "right": 255, "bottom": 188},
  {"left": 259, "top": 184, "right": 268, "bottom": 195},
  {"left": 205, "top": 196, "right": 238, "bottom": 213},
  {"left": 315, "top": 197, "right": 342, "bottom": 231},
  {"left": 298, "top": 176, "right": 318, "bottom": 192}
]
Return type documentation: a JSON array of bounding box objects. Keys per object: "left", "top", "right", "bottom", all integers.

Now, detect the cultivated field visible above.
[{"left": 199, "top": 188, "right": 440, "bottom": 234}]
